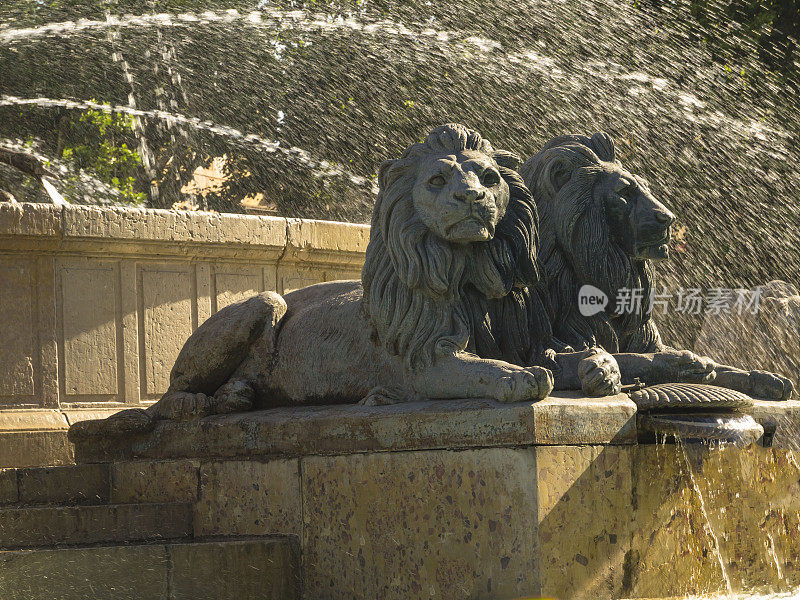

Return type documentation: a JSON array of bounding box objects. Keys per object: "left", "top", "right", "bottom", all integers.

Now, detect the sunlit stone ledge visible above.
[{"left": 0, "top": 202, "right": 369, "bottom": 260}]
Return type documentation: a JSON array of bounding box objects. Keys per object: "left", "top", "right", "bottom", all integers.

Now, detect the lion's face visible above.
[
  {"left": 412, "top": 150, "right": 510, "bottom": 243},
  {"left": 595, "top": 166, "right": 675, "bottom": 261}
]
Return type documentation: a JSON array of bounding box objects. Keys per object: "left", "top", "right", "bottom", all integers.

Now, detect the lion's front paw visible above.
[
  {"left": 747, "top": 370, "right": 794, "bottom": 400},
  {"left": 653, "top": 350, "right": 716, "bottom": 384},
  {"left": 146, "top": 391, "right": 216, "bottom": 421},
  {"left": 498, "top": 366, "right": 554, "bottom": 403},
  {"left": 214, "top": 380, "right": 255, "bottom": 414},
  {"left": 358, "top": 386, "right": 417, "bottom": 406},
  {"left": 709, "top": 367, "right": 794, "bottom": 400},
  {"left": 577, "top": 348, "right": 621, "bottom": 396}
]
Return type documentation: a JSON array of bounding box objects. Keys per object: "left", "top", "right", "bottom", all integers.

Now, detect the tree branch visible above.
[{"left": 0, "top": 147, "right": 56, "bottom": 180}]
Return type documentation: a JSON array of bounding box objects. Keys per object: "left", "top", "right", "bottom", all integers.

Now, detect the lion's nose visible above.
[
  {"left": 654, "top": 208, "right": 675, "bottom": 225},
  {"left": 454, "top": 188, "right": 485, "bottom": 204}
]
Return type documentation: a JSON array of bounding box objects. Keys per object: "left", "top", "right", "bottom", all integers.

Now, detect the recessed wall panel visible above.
[
  {"left": 214, "top": 266, "right": 263, "bottom": 312},
  {"left": 60, "top": 263, "right": 119, "bottom": 398},
  {"left": 140, "top": 265, "right": 193, "bottom": 398},
  {"left": 0, "top": 259, "right": 36, "bottom": 398}
]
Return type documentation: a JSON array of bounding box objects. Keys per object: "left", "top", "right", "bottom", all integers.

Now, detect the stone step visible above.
[
  {"left": 0, "top": 463, "right": 109, "bottom": 506},
  {"left": 0, "top": 502, "right": 192, "bottom": 549},
  {"left": 0, "top": 537, "right": 299, "bottom": 600}
]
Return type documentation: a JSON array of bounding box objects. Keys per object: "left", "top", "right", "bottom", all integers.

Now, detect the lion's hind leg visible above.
[{"left": 70, "top": 292, "right": 287, "bottom": 441}]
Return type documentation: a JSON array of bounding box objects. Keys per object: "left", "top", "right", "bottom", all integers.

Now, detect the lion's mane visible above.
[
  {"left": 362, "top": 124, "right": 555, "bottom": 372},
  {"left": 521, "top": 133, "right": 661, "bottom": 353}
]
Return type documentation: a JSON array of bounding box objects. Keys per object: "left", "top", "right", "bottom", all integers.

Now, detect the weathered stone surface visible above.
[
  {"left": 59, "top": 261, "right": 120, "bottom": 398},
  {"left": 532, "top": 392, "right": 636, "bottom": 445},
  {"left": 0, "top": 430, "right": 73, "bottom": 468},
  {"left": 0, "top": 409, "right": 68, "bottom": 431},
  {"left": 194, "top": 459, "right": 300, "bottom": 537},
  {"left": 73, "top": 393, "right": 636, "bottom": 463},
  {"left": 0, "top": 469, "right": 17, "bottom": 504},
  {"left": 139, "top": 263, "right": 195, "bottom": 397},
  {"left": 62, "top": 204, "right": 287, "bottom": 250},
  {"left": 628, "top": 444, "right": 800, "bottom": 597},
  {"left": 537, "top": 445, "right": 633, "bottom": 600},
  {"left": 212, "top": 264, "right": 268, "bottom": 310},
  {"left": 0, "top": 258, "right": 36, "bottom": 398},
  {"left": 0, "top": 409, "right": 124, "bottom": 469},
  {"left": 282, "top": 218, "right": 369, "bottom": 291},
  {"left": 749, "top": 399, "right": 800, "bottom": 449},
  {"left": 111, "top": 459, "right": 199, "bottom": 504},
  {"left": 169, "top": 538, "right": 300, "bottom": 600},
  {"left": 0, "top": 538, "right": 299, "bottom": 600},
  {"left": 0, "top": 202, "right": 62, "bottom": 239},
  {"left": 301, "top": 447, "right": 540, "bottom": 600},
  {"left": 18, "top": 464, "right": 108, "bottom": 505},
  {"left": 0, "top": 503, "right": 191, "bottom": 548},
  {"left": 693, "top": 446, "right": 800, "bottom": 592},
  {"left": 62, "top": 408, "right": 128, "bottom": 425},
  {"left": 0, "top": 544, "right": 169, "bottom": 600},
  {"left": 286, "top": 217, "right": 370, "bottom": 257},
  {"left": 629, "top": 443, "right": 727, "bottom": 598}
]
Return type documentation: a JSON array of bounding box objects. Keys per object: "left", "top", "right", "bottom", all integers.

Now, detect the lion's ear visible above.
[
  {"left": 544, "top": 156, "right": 573, "bottom": 194},
  {"left": 378, "top": 159, "right": 398, "bottom": 191},
  {"left": 492, "top": 150, "right": 521, "bottom": 171},
  {"left": 590, "top": 133, "right": 616, "bottom": 163}
]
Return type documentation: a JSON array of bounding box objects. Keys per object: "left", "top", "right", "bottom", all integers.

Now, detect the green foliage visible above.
[{"left": 61, "top": 108, "right": 146, "bottom": 205}]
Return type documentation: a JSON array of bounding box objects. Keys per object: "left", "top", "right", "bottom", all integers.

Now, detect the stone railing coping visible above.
[
  {"left": 72, "top": 395, "right": 800, "bottom": 463},
  {"left": 0, "top": 202, "right": 370, "bottom": 261},
  {"left": 73, "top": 392, "right": 638, "bottom": 462}
]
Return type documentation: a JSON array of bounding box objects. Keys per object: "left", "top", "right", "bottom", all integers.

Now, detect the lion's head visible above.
[
  {"left": 521, "top": 133, "right": 675, "bottom": 352},
  {"left": 362, "top": 124, "right": 553, "bottom": 371}
]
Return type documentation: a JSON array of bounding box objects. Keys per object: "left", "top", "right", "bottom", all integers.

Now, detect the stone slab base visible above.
[
  {"left": 17, "top": 443, "right": 789, "bottom": 600},
  {"left": 0, "top": 538, "right": 299, "bottom": 600},
  {"left": 6, "top": 444, "right": 799, "bottom": 599}
]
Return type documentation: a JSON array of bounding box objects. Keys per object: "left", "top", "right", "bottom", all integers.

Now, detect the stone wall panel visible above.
[
  {"left": 139, "top": 263, "right": 194, "bottom": 399},
  {"left": 59, "top": 261, "right": 120, "bottom": 399},
  {"left": 0, "top": 258, "right": 36, "bottom": 400}
]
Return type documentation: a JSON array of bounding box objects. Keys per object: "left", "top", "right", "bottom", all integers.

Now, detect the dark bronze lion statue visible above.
[{"left": 521, "top": 132, "right": 794, "bottom": 400}]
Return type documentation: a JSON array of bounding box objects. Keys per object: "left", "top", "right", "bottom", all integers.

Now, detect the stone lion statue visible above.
[
  {"left": 520, "top": 132, "right": 794, "bottom": 400},
  {"left": 72, "top": 124, "right": 620, "bottom": 440}
]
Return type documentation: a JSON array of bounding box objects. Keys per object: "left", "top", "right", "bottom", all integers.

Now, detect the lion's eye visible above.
[
  {"left": 428, "top": 174, "right": 446, "bottom": 187},
  {"left": 614, "top": 178, "right": 634, "bottom": 195},
  {"left": 482, "top": 170, "right": 500, "bottom": 186}
]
